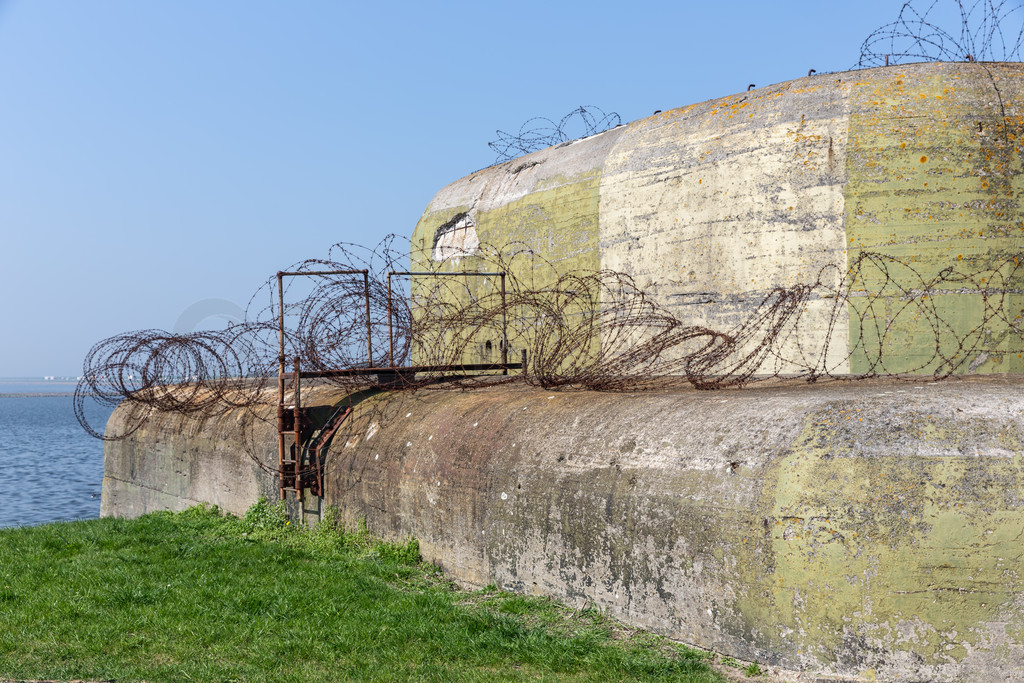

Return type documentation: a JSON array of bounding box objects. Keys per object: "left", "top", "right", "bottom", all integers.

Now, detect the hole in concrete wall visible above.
[
  {"left": 432, "top": 211, "right": 479, "bottom": 261},
  {"left": 511, "top": 159, "right": 542, "bottom": 174}
]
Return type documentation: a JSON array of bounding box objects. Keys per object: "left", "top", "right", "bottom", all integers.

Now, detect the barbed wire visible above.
[
  {"left": 858, "top": 0, "right": 1024, "bottom": 66},
  {"left": 488, "top": 106, "right": 621, "bottom": 164},
  {"left": 73, "top": 325, "right": 278, "bottom": 440},
  {"left": 75, "top": 237, "right": 414, "bottom": 441},
  {"left": 80, "top": 240, "right": 1024, "bottom": 421},
  {"left": 78, "top": 238, "right": 1024, "bottom": 491}
]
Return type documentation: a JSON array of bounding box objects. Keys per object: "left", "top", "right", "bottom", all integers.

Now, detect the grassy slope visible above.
[{"left": 0, "top": 503, "right": 723, "bottom": 682}]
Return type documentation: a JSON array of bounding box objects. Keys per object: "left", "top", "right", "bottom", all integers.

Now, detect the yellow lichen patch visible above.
[
  {"left": 732, "top": 407, "right": 1024, "bottom": 665},
  {"left": 844, "top": 63, "right": 1024, "bottom": 375}
]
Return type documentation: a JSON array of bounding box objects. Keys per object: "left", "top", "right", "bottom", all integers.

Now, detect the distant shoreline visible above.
[{"left": 0, "top": 392, "right": 79, "bottom": 398}]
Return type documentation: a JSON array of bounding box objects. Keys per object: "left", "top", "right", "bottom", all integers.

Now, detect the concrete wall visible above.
[
  {"left": 100, "top": 402, "right": 278, "bottom": 519},
  {"left": 412, "top": 62, "right": 1024, "bottom": 377},
  {"left": 100, "top": 386, "right": 349, "bottom": 519},
  {"left": 101, "top": 62, "right": 1024, "bottom": 680},
  {"left": 104, "top": 377, "right": 1024, "bottom": 680}
]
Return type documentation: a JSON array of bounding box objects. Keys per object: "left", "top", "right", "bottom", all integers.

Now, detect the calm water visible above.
[{"left": 0, "top": 379, "right": 115, "bottom": 528}]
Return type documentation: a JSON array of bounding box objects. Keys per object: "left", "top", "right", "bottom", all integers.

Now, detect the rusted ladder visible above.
[
  {"left": 277, "top": 357, "right": 353, "bottom": 500},
  {"left": 277, "top": 357, "right": 304, "bottom": 500}
]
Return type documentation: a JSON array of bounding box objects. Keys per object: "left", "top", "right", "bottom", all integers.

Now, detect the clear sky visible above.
[{"left": 0, "top": 0, "right": 986, "bottom": 376}]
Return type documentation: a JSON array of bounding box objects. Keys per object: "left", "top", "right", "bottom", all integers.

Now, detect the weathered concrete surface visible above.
[
  {"left": 321, "top": 377, "right": 1024, "bottom": 681},
  {"left": 412, "top": 62, "right": 1024, "bottom": 377},
  {"left": 844, "top": 65, "right": 1024, "bottom": 375},
  {"left": 103, "top": 377, "right": 1024, "bottom": 679},
  {"left": 100, "top": 386, "right": 348, "bottom": 519},
  {"left": 598, "top": 69, "right": 852, "bottom": 375},
  {"left": 101, "top": 403, "right": 277, "bottom": 519}
]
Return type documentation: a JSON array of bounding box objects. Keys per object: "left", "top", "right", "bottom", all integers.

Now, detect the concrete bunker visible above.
[{"left": 103, "top": 62, "right": 1024, "bottom": 681}]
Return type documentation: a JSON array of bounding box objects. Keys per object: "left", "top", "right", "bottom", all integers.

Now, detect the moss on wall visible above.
[
  {"left": 409, "top": 165, "right": 603, "bottom": 367},
  {"left": 411, "top": 63, "right": 1024, "bottom": 379},
  {"left": 728, "top": 400, "right": 1024, "bottom": 674},
  {"left": 845, "top": 64, "right": 1024, "bottom": 375}
]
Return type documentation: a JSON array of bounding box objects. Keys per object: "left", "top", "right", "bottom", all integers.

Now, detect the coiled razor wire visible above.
[
  {"left": 70, "top": 3, "right": 1024, "bottom": 486},
  {"left": 74, "top": 237, "right": 1024, "bottom": 487},
  {"left": 77, "top": 236, "right": 1024, "bottom": 430},
  {"left": 488, "top": 106, "right": 621, "bottom": 164},
  {"left": 858, "top": 0, "right": 1024, "bottom": 66}
]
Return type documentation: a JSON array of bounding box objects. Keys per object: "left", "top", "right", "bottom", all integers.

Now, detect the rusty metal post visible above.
[
  {"left": 278, "top": 272, "right": 286, "bottom": 367},
  {"left": 500, "top": 272, "right": 508, "bottom": 372},
  {"left": 387, "top": 269, "right": 507, "bottom": 372},
  {"left": 277, "top": 272, "right": 286, "bottom": 500},
  {"left": 293, "top": 356, "right": 301, "bottom": 501},
  {"left": 314, "top": 443, "right": 323, "bottom": 498},
  {"left": 386, "top": 272, "right": 394, "bottom": 367},
  {"left": 363, "top": 271, "right": 373, "bottom": 367}
]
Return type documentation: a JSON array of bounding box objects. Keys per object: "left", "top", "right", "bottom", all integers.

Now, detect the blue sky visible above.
[{"left": 0, "top": 0, "right": 988, "bottom": 375}]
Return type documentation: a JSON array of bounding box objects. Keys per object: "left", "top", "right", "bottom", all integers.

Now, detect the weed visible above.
[
  {"left": 240, "top": 496, "right": 288, "bottom": 534},
  {"left": 372, "top": 536, "right": 420, "bottom": 565},
  {"left": 317, "top": 504, "right": 344, "bottom": 532}
]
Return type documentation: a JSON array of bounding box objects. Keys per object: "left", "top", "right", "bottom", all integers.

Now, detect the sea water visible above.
[{"left": 0, "top": 379, "right": 115, "bottom": 528}]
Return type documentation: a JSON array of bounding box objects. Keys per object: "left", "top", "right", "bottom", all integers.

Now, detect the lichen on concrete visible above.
[{"left": 102, "top": 63, "right": 1024, "bottom": 681}]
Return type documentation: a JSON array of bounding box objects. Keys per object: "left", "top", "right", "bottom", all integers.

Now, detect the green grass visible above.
[{"left": 0, "top": 501, "right": 722, "bottom": 682}]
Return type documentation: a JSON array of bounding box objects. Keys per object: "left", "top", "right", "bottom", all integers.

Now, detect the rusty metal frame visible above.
[
  {"left": 276, "top": 269, "right": 371, "bottom": 500},
  {"left": 386, "top": 270, "right": 508, "bottom": 370},
  {"left": 274, "top": 268, "right": 523, "bottom": 502}
]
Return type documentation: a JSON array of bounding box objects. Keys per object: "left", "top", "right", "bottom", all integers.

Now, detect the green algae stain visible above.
[
  {"left": 844, "top": 65, "right": 1024, "bottom": 375},
  {"left": 477, "top": 173, "right": 601, "bottom": 276},
  {"left": 410, "top": 170, "right": 601, "bottom": 278},
  {"left": 732, "top": 405, "right": 1024, "bottom": 666},
  {"left": 408, "top": 172, "right": 602, "bottom": 366}
]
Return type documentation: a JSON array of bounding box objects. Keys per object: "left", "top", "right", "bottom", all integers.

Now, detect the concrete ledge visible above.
[
  {"left": 104, "top": 377, "right": 1024, "bottom": 680},
  {"left": 324, "top": 377, "right": 1024, "bottom": 681}
]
